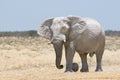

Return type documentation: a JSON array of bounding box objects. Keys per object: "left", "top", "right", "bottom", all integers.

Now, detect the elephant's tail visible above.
[{"left": 89, "top": 52, "right": 95, "bottom": 57}]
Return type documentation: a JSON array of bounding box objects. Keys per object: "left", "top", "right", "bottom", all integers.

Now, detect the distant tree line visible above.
[
  {"left": 105, "top": 30, "right": 120, "bottom": 37},
  {"left": 0, "top": 30, "right": 39, "bottom": 37},
  {"left": 0, "top": 30, "right": 120, "bottom": 37}
]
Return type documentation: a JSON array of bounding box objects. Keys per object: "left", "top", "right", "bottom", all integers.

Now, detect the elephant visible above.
[{"left": 37, "top": 16, "right": 105, "bottom": 72}]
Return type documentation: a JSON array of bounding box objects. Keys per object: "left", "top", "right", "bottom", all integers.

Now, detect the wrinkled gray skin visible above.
[{"left": 37, "top": 16, "right": 105, "bottom": 72}]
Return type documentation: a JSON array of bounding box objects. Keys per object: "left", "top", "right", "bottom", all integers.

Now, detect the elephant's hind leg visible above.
[
  {"left": 79, "top": 53, "right": 89, "bottom": 72},
  {"left": 95, "top": 48, "right": 104, "bottom": 72}
]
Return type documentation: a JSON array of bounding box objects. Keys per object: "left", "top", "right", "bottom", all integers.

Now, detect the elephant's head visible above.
[{"left": 37, "top": 16, "right": 86, "bottom": 69}]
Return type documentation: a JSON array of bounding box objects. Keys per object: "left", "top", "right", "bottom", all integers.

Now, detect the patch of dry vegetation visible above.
[
  {"left": 105, "top": 36, "right": 120, "bottom": 51},
  {"left": 0, "top": 36, "right": 120, "bottom": 80}
]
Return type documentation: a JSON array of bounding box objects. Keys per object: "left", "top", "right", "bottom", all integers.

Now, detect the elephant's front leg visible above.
[
  {"left": 64, "top": 42, "right": 75, "bottom": 72},
  {"left": 79, "top": 53, "right": 89, "bottom": 72}
]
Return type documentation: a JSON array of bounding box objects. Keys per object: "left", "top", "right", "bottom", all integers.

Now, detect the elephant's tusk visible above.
[{"left": 63, "top": 39, "right": 66, "bottom": 42}]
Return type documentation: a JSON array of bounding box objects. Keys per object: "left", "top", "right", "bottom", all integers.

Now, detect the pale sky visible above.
[{"left": 0, "top": 0, "right": 120, "bottom": 31}]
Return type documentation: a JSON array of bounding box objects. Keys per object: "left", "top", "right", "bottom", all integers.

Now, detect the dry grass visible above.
[{"left": 0, "top": 36, "right": 120, "bottom": 80}]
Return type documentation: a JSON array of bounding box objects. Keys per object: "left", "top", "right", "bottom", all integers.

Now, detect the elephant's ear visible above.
[
  {"left": 37, "top": 18, "right": 53, "bottom": 40},
  {"left": 67, "top": 16, "right": 80, "bottom": 26},
  {"left": 67, "top": 16, "right": 87, "bottom": 39}
]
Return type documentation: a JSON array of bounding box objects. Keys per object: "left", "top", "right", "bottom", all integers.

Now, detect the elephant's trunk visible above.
[{"left": 53, "top": 41, "right": 63, "bottom": 69}]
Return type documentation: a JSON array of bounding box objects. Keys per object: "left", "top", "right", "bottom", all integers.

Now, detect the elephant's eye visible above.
[{"left": 60, "top": 25, "right": 69, "bottom": 33}]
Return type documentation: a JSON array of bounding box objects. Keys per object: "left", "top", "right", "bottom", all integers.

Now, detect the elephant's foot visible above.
[
  {"left": 72, "top": 63, "right": 79, "bottom": 72},
  {"left": 80, "top": 68, "right": 89, "bottom": 72},
  {"left": 95, "top": 68, "right": 103, "bottom": 72}
]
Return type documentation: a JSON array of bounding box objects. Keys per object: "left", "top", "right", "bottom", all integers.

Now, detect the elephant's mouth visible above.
[{"left": 51, "top": 34, "right": 66, "bottom": 43}]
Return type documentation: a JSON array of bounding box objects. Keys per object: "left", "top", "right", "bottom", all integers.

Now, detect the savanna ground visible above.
[{"left": 0, "top": 36, "right": 120, "bottom": 80}]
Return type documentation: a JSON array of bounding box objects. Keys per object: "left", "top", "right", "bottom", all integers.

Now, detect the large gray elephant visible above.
[{"left": 37, "top": 16, "right": 105, "bottom": 72}]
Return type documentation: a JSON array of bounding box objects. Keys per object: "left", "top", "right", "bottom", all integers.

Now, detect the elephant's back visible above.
[
  {"left": 83, "top": 18, "right": 101, "bottom": 26},
  {"left": 82, "top": 17, "right": 105, "bottom": 37}
]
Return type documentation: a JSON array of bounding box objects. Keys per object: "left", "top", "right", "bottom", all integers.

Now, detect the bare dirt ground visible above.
[{"left": 0, "top": 36, "right": 120, "bottom": 80}]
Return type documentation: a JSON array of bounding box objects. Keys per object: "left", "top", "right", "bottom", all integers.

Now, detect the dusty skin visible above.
[{"left": 0, "top": 36, "right": 120, "bottom": 80}]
